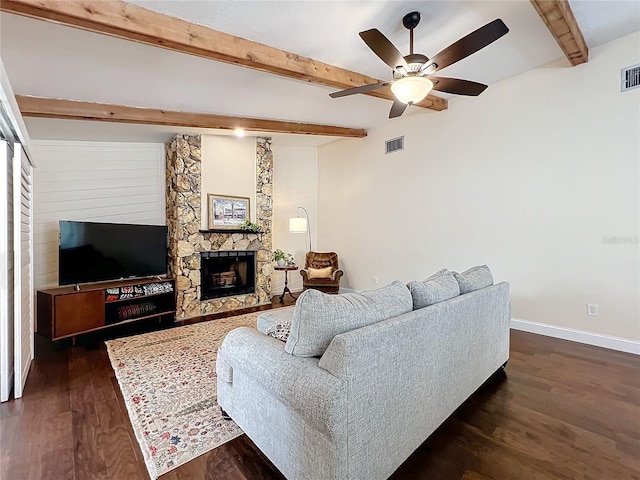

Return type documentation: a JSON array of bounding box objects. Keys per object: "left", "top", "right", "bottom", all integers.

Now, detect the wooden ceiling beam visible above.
[
  {"left": 15, "top": 96, "right": 368, "bottom": 138},
  {"left": 1, "top": 0, "right": 447, "bottom": 112},
  {"left": 530, "top": 0, "right": 588, "bottom": 66}
]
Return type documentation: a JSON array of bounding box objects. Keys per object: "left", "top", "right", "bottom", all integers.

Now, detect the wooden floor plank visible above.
[
  {"left": 0, "top": 413, "right": 43, "bottom": 480},
  {"left": 69, "top": 344, "right": 109, "bottom": 479},
  {"left": 1, "top": 303, "right": 638, "bottom": 480},
  {"left": 95, "top": 397, "right": 148, "bottom": 480},
  {"left": 39, "top": 406, "right": 75, "bottom": 480}
]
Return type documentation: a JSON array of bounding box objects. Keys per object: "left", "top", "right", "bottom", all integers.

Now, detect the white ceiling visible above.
[{"left": 1, "top": 0, "right": 638, "bottom": 146}]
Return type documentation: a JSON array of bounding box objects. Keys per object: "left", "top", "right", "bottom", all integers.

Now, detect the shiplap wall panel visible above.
[
  {"left": 32, "top": 141, "right": 165, "bottom": 288},
  {"left": 37, "top": 185, "right": 160, "bottom": 203},
  {"left": 36, "top": 176, "right": 161, "bottom": 192}
]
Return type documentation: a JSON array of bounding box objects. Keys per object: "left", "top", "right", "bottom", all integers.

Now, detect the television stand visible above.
[{"left": 37, "top": 277, "right": 176, "bottom": 342}]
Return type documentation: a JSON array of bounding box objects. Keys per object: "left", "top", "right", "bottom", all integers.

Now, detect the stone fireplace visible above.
[{"left": 165, "top": 135, "right": 273, "bottom": 319}]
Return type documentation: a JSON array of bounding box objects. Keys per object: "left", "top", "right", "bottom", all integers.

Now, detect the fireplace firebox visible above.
[{"left": 200, "top": 250, "right": 256, "bottom": 300}]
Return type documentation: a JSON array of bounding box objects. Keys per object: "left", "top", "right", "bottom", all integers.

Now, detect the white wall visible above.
[
  {"left": 317, "top": 32, "right": 640, "bottom": 341},
  {"left": 201, "top": 135, "right": 257, "bottom": 229},
  {"left": 201, "top": 137, "right": 318, "bottom": 295},
  {"left": 32, "top": 140, "right": 166, "bottom": 288},
  {"left": 272, "top": 145, "right": 318, "bottom": 294}
]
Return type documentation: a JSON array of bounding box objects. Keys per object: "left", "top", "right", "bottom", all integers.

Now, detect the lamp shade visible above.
[
  {"left": 390, "top": 76, "right": 434, "bottom": 104},
  {"left": 289, "top": 217, "right": 307, "bottom": 233}
]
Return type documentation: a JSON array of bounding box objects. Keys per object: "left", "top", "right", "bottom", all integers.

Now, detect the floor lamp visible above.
[{"left": 289, "top": 206, "right": 312, "bottom": 252}]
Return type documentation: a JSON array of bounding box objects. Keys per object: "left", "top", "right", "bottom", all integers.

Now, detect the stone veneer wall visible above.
[{"left": 166, "top": 135, "right": 273, "bottom": 319}]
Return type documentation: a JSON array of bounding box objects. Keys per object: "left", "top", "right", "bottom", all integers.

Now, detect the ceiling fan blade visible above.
[
  {"left": 329, "top": 81, "right": 389, "bottom": 98},
  {"left": 426, "top": 19, "right": 509, "bottom": 73},
  {"left": 430, "top": 77, "right": 488, "bottom": 96},
  {"left": 359, "top": 29, "right": 409, "bottom": 72},
  {"left": 389, "top": 100, "right": 407, "bottom": 119}
]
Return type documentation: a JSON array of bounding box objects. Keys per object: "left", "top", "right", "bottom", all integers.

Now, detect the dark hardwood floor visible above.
[{"left": 1, "top": 300, "right": 638, "bottom": 480}]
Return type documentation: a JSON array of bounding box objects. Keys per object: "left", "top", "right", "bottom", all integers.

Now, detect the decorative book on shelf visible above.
[
  {"left": 117, "top": 301, "right": 157, "bottom": 321},
  {"left": 105, "top": 281, "right": 174, "bottom": 302}
]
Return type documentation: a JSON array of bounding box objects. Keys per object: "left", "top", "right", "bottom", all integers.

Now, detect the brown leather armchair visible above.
[{"left": 300, "top": 252, "right": 343, "bottom": 294}]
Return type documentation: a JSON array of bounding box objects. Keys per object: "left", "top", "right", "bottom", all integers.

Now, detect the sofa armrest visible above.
[
  {"left": 218, "top": 327, "right": 346, "bottom": 436},
  {"left": 332, "top": 269, "right": 344, "bottom": 281},
  {"left": 300, "top": 269, "right": 310, "bottom": 281}
]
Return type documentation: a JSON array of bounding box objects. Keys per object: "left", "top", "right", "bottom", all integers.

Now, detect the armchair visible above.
[{"left": 300, "top": 252, "right": 343, "bottom": 294}]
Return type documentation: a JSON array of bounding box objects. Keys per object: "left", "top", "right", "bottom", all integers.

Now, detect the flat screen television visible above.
[{"left": 58, "top": 220, "right": 169, "bottom": 286}]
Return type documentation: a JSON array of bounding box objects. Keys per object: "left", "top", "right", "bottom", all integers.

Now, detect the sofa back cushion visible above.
[
  {"left": 452, "top": 265, "right": 494, "bottom": 294},
  {"left": 407, "top": 269, "right": 460, "bottom": 309},
  {"left": 285, "top": 281, "right": 413, "bottom": 357}
]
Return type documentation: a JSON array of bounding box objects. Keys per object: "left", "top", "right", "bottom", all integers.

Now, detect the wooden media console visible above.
[{"left": 37, "top": 277, "right": 176, "bottom": 341}]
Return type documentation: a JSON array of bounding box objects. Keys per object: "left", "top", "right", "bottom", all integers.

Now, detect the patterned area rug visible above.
[{"left": 105, "top": 312, "right": 259, "bottom": 479}]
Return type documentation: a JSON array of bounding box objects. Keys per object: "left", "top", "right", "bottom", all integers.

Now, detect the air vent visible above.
[
  {"left": 385, "top": 136, "right": 404, "bottom": 154},
  {"left": 621, "top": 64, "right": 640, "bottom": 92}
]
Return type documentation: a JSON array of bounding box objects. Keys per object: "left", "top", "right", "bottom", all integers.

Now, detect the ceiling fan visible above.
[{"left": 330, "top": 12, "right": 509, "bottom": 118}]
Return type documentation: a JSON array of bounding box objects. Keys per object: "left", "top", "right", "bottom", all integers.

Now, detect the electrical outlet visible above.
[
  {"left": 587, "top": 304, "right": 599, "bottom": 316},
  {"left": 373, "top": 276, "right": 379, "bottom": 285}
]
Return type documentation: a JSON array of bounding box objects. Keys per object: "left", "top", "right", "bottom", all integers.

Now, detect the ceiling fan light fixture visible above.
[{"left": 391, "top": 76, "right": 433, "bottom": 104}]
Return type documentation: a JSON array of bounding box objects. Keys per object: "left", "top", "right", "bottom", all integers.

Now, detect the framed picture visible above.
[{"left": 207, "top": 194, "right": 250, "bottom": 229}]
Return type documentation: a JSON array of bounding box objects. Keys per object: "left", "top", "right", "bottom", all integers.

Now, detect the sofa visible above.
[{"left": 216, "top": 266, "right": 510, "bottom": 480}]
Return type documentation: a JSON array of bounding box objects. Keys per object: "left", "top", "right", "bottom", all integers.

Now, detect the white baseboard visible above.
[{"left": 511, "top": 318, "right": 640, "bottom": 355}]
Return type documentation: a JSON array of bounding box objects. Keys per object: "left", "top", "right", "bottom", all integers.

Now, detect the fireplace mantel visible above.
[{"left": 199, "top": 229, "right": 264, "bottom": 234}]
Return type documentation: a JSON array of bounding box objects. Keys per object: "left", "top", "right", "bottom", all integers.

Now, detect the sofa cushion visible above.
[
  {"left": 407, "top": 269, "right": 460, "bottom": 309},
  {"left": 256, "top": 306, "right": 295, "bottom": 334},
  {"left": 266, "top": 322, "right": 291, "bottom": 342},
  {"left": 452, "top": 265, "right": 494, "bottom": 294},
  {"left": 307, "top": 266, "right": 333, "bottom": 279},
  {"left": 285, "top": 280, "right": 413, "bottom": 357}
]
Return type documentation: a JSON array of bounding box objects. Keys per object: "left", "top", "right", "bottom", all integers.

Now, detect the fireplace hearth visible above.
[{"left": 200, "top": 250, "right": 256, "bottom": 300}]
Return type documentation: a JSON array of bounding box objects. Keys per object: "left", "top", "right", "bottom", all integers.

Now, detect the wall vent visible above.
[
  {"left": 621, "top": 64, "right": 640, "bottom": 92},
  {"left": 385, "top": 136, "right": 404, "bottom": 154}
]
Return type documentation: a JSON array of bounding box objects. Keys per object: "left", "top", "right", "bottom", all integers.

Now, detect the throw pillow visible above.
[
  {"left": 266, "top": 322, "right": 291, "bottom": 342},
  {"left": 307, "top": 266, "right": 333, "bottom": 279},
  {"left": 452, "top": 265, "right": 494, "bottom": 294},
  {"left": 407, "top": 268, "right": 460, "bottom": 309},
  {"left": 285, "top": 280, "right": 413, "bottom": 357}
]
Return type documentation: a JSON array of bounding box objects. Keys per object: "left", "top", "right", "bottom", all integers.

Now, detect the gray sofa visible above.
[{"left": 216, "top": 267, "right": 510, "bottom": 480}]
